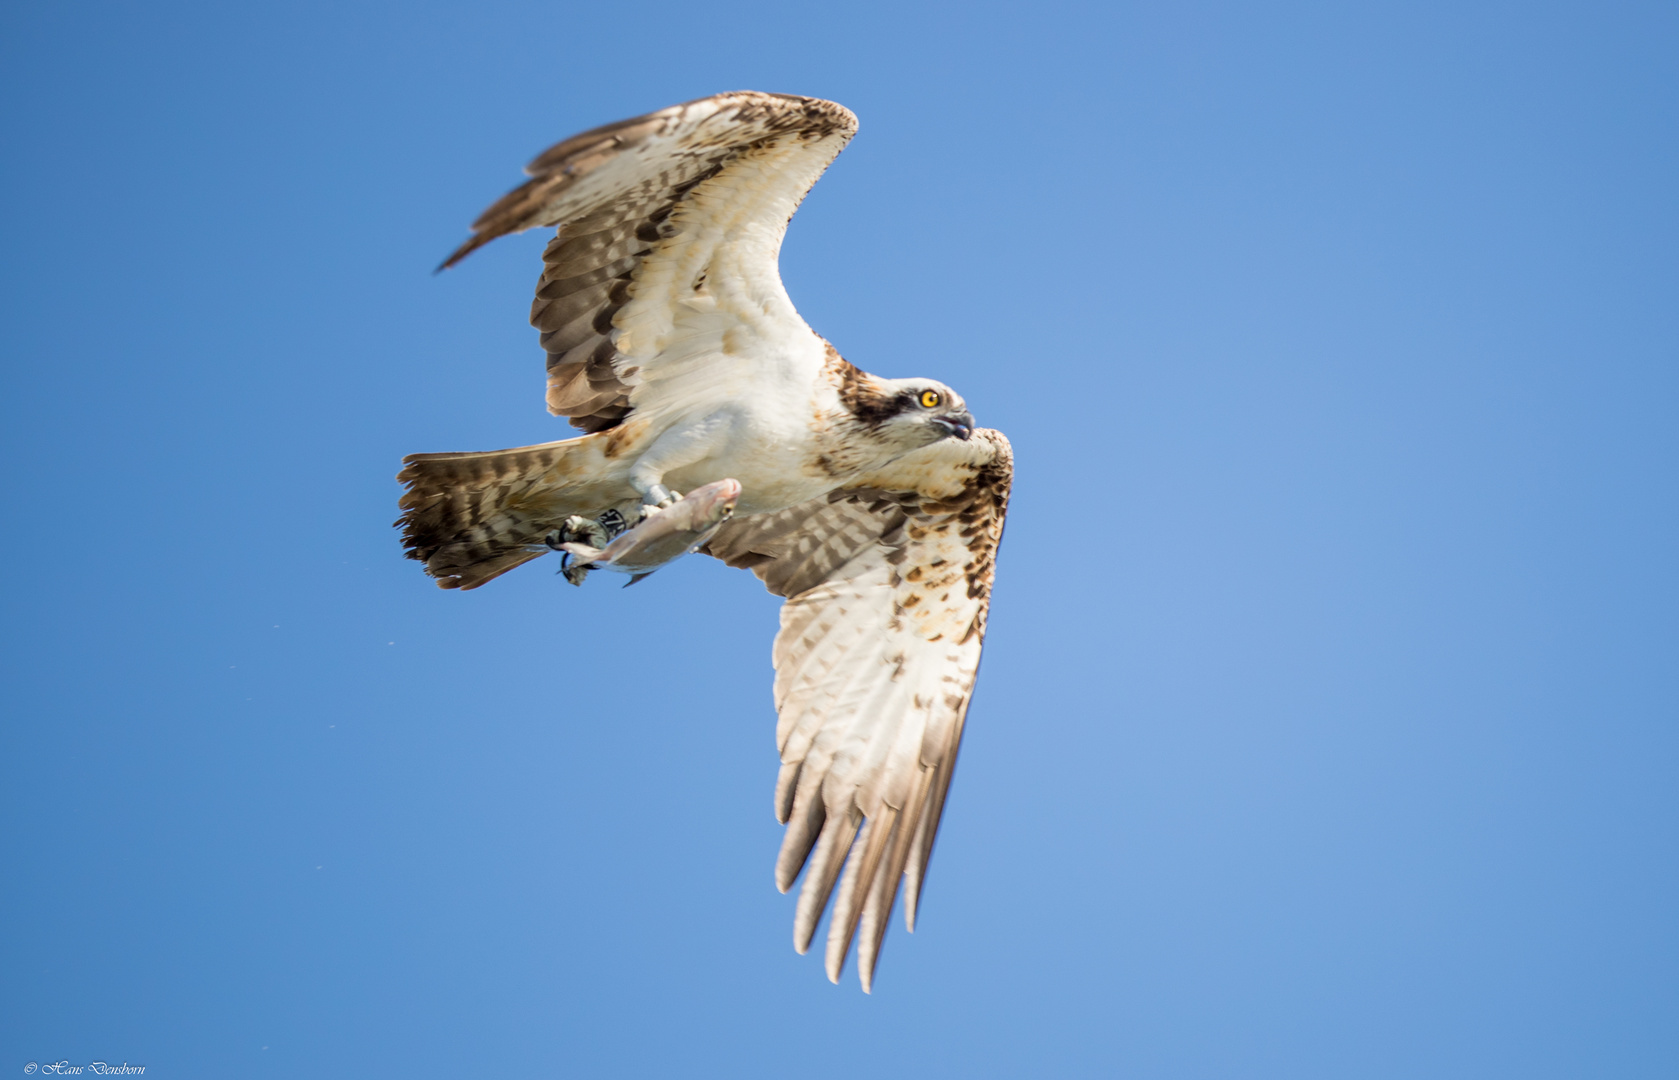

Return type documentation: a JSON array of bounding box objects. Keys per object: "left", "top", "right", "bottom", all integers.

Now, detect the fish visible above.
[{"left": 551, "top": 478, "right": 743, "bottom": 586}]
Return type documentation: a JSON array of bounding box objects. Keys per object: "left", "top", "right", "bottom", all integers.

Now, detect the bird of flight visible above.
[{"left": 398, "top": 92, "right": 1012, "bottom": 991}]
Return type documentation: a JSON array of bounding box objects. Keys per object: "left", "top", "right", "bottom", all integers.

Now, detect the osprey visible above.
[{"left": 398, "top": 92, "right": 1013, "bottom": 991}]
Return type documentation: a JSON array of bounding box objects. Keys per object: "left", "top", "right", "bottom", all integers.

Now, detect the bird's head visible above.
[{"left": 844, "top": 375, "right": 975, "bottom": 453}]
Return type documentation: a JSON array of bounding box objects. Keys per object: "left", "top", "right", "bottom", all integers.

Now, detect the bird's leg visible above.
[
  {"left": 595, "top": 508, "right": 631, "bottom": 540},
  {"left": 639, "top": 484, "right": 682, "bottom": 517},
  {"left": 628, "top": 419, "right": 727, "bottom": 516}
]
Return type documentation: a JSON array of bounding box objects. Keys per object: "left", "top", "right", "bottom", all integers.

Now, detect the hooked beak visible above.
[{"left": 935, "top": 411, "right": 974, "bottom": 441}]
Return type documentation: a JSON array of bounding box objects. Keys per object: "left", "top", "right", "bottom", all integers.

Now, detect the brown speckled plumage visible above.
[
  {"left": 440, "top": 92, "right": 858, "bottom": 433},
  {"left": 703, "top": 430, "right": 1011, "bottom": 985},
  {"left": 401, "top": 93, "right": 1012, "bottom": 992}
]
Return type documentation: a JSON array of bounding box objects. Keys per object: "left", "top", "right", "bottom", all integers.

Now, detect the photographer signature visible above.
[{"left": 25, "top": 1063, "right": 145, "bottom": 1075}]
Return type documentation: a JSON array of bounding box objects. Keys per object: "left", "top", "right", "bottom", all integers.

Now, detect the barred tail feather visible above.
[{"left": 396, "top": 431, "right": 638, "bottom": 590}]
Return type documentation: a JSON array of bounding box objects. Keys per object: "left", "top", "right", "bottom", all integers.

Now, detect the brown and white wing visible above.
[
  {"left": 704, "top": 430, "right": 1013, "bottom": 991},
  {"left": 442, "top": 91, "right": 857, "bottom": 432}
]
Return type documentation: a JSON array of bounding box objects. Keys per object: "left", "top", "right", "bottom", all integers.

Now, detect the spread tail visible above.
[{"left": 396, "top": 433, "right": 635, "bottom": 589}]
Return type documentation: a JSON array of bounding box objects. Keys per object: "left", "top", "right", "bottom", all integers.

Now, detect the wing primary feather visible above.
[
  {"left": 793, "top": 806, "right": 861, "bottom": 954},
  {"left": 775, "top": 781, "right": 826, "bottom": 894},
  {"left": 904, "top": 714, "right": 967, "bottom": 933},
  {"left": 823, "top": 806, "right": 898, "bottom": 986},
  {"left": 857, "top": 767, "right": 936, "bottom": 990},
  {"left": 774, "top": 759, "right": 802, "bottom": 824}
]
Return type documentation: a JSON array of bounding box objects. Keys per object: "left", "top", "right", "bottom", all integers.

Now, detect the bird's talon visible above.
[
  {"left": 546, "top": 515, "right": 610, "bottom": 551},
  {"left": 639, "top": 487, "right": 684, "bottom": 521}
]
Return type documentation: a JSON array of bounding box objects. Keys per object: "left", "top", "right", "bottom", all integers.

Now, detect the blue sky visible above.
[{"left": 3, "top": 1, "right": 1675, "bottom": 1076}]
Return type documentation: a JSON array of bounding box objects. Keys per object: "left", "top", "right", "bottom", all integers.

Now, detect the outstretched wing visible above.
[
  {"left": 442, "top": 91, "right": 858, "bottom": 432},
  {"left": 704, "top": 430, "right": 1012, "bottom": 991}
]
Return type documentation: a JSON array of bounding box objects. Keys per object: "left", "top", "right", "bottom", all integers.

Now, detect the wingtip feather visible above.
[
  {"left": 775, "top": 787, "right": 826, "bottom": 894},
  {"left": 793, "top": 807, "right": 859, "bottom": 955},
  {"left": 438, "top": 232, "right": 490, "bottom": 272},
  {"left": 857, "top": 769, "right": 933, "bottom": 987},
  {"left": 823, "top": 808, "right": 897, "bottom": 986}
]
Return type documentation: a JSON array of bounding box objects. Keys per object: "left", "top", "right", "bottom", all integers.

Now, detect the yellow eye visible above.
[{"left": 919, "top": 389, "right": 942, "bottom": 409}]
